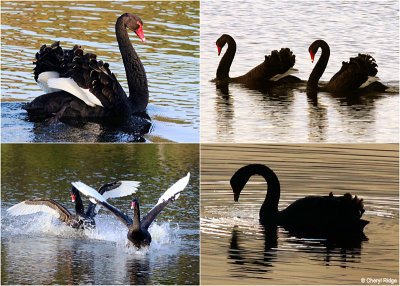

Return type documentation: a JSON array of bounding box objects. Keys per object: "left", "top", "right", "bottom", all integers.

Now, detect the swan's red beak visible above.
[
  {"left": 135, "top": 22, "right": 146, "bottom": 43},
  {"left": 217, "top": 44, "right": 222, "bottom": 56},
  {"left": 131, "top": 201, "right": 135, "bottom": 209},
  {"left": 310, "top": 51, "right": 315, "bottom": 63},
  {"left": 71, "top": 194, "right": 75, "bottom": 203}
]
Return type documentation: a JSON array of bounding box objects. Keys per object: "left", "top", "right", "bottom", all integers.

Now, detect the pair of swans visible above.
[
  {"left": 230, "top": 164, "right": 369, "bottom": 238},
  {"left": 8, "top": 173, "right": 190, "bottom": 249},
  {"left": 216, "top": 34, "right": 387, "bottom": 94}
]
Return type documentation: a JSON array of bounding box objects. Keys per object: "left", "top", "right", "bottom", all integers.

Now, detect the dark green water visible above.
[{"left": 1, "top": 144, "right": 199, "bottom": 284}]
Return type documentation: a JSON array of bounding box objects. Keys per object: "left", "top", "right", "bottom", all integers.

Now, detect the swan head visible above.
[
  {"left": 216, "top": 34, "right": 231, "bottom": 56},
  {"left": 131, "top": 198, "right": 139, "bottom": 209},
  {"left": 70, "top": 185, "right": 79, "bottom": 203},
  {"left": 120, "top": 13, "right": 146, "bottom": 43},
  {"left": 308, "top": 39, "right": 329, "bottom": 63},
  {"left": 230, "top": 174, "right": 247, "bottom": 202}
]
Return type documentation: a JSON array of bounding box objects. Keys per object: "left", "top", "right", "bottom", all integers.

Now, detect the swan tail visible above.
[{"left": 263, "top": 48, "right": 296, "bottom": 80}]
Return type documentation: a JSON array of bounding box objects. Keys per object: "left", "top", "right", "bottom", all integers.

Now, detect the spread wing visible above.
[
  {"left": 7, "top": 198, "right": 73, "bottom": 224},
  {"left": 72, "top": 181, "right": 133, "bottom": 228},
  {"left": 86, "top": 180, "right": 140, "bottom": 217},
  {"left": 141, "top": 173, "right": 190, "bottom": 229}
]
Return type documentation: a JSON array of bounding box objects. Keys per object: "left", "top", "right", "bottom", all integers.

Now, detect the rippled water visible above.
[
  {"left": 1, "top": 1, "right": 199, "bottom": 142},
  {"left": 200, "top": 144, "right": 399, "bottom": 284},
  {"left": 1, "top": 144, "right": 199, "bottom": 285},
  {"left": 200, "top": 0, "right": 399, "bottom": 143}
]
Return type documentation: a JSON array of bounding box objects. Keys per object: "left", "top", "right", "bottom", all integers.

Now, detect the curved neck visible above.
[
  {"left": 132, "top": 202, "right": 141, "bottom": 232},
  {"left": 115, "top": 16, "right": 149, "bottom": 112},
  {"left": 231, "top": 164, "right": 280, "bottom": 221},
  {"left": 72, "top": 187, "right": 85, "bottom": 216},
  {"left": 216, "top": 35, "right": 236, "bottom": 80},
  {"left": 307, "top": 40, "right": 330, "bottom": 92}
]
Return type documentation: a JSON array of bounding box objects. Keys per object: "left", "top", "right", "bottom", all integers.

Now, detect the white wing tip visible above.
[{"left": 72, "top": 181, "right": 105, "bottom": 203}]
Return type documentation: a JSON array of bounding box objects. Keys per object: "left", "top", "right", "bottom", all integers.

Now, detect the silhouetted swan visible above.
[
  {"left": 23, "top": 13, "right": 149, "bottom": 123},
  {"left": 231, "top": 164, "right": 369, "bottom": 238},
  {"left": 307, "top": 39, "right": 387, "bottom": 96},
  {"left": 216, "top": 34, "right": 300, "bottom": 86},
  {"left": 7, "top": 181, "right": 139, "bottom": 229},
  {"left": 73, "top": 173, "right": 190, "bottom": 248}
]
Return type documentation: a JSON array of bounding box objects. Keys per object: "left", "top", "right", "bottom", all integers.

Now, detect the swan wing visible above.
[
  {"left": 141, "top": 172, "right": 190, "bottom": 229},
  {"left": 67, "top": 47, "right": 127, "bottom": 109},
  {"left": 37, "top": 71, "right": 62, "bottom": 93},
  {"left": 7, "top": 198, "right": 72, "bottom": 224},
  {"left": 87, "top": 181, "right": 141, "bottom": 216},
  {"left": 48, "top": 78, "right": 103, "bottom": 107},
  {"left": 327, "top": 53, "right": 378, "bottom": 91},
  {"left": 72, "top": 181, "right": 133, "bottom": 228}
]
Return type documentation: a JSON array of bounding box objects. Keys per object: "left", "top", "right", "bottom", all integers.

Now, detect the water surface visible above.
[
  {"left": 1, "top": 144, "right": 199, "bottom": 285},
  {"left": 200, "top": 0, "right": 399, "bottom": 143},
  {"left": 1, "top": 1, "right": 199, "bottom": 142},
  {"left": 201, "top": 144, "right": 399, "bottom": 284}
]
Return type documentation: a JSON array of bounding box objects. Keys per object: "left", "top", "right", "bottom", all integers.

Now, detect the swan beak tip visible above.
[{"left": 142, "top": 38, "right": 146, "bottom": 43}]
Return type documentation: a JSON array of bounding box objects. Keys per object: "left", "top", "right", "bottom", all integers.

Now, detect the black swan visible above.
[
  {"left": 230, "top": 164, "right": 369, "bottom": 238},
  {"left": 23, "top": 13, "right": 149, "bottom": 123},
  {"left": 72, "top": 173, "right": 190, "bottom": 248},
  {"left": 7, "top": 180, "right": 139, "bottom": 229},
  {"left": 307, "top": 39, "right": 387, "bottom": 96},
  {"left": 215, "top": 34, "right": 300, "bottom": 87}
]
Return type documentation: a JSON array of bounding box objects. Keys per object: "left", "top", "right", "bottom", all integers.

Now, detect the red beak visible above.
[
  {"left": 217, "top": 44, "right": 222, "bottom": 56},
  {"left": 71, "top": 194, "right": 75, "bottom": 203},
  {"left": 135, "top": 22, "right": 146, "bottom": 43},
  {"left": 131, "top": 201, "right": 135, "bottom": 209},
  {"left": 310, "top": 51, "right": 315, "bottom": 63}
]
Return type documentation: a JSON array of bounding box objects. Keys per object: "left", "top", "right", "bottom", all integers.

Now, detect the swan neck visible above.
[
  {"left": 231, "top": 164, "right": 280, "bottom": 220},
  {"left": 132, "top": 203, "right": 141, "bottom": 231},
  {"left": 115, "top": 16, "right": 149, "bottom": 112},
  {"left": 307, "top": 41, "right": 330, "bottom": 92},
  {"left": 72, "top": 187, "right": 85, "bottom": 216},
  {"left": 216, "top": 36, "right": 236, "bottom": 80}
]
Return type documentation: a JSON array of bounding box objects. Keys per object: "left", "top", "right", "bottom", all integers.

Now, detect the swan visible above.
[
  {"left": 23, "top": 13, "right": 149, "bottom": 123},
  {"left": 230, "top": 164, "right": 369, "bottom": 238},
  {"left": 72, "top": 172, "right": 190, "bottom": 248},
  {"left": 215, "top": 34, "right": 300, "bottom": 86},
  {"left": 7, "top": 180, "right": 139, "bottom": 229},
  {"left": 307, "top": 39, "right": 388, "bottom": 96}
]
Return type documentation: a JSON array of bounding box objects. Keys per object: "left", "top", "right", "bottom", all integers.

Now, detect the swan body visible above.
[
  {"left": 307, "top": 39, "right": 387, "bottom": 96},
  {"left": 73, "top": 173, "right": 190, "bottom": 248},
  {"left": 7, "top": 180, "right": 140, "bottom": 229},
  {"left": 231, "top": 164, "right": 369, "bottom": 238},
  {"left": 216, "top": 34, "right": 300, "bottom": 86},
  {"left": 24, "top": 13, "right": 149, "bottom": 123}
]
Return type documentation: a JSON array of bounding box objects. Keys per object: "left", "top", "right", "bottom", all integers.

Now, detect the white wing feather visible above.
[
  {"left": 48, "top": 77, "right": 103, "bottom": 107},
  {"left": 102, "top": 181, "right": 140, "bottom": 200},
  {"left": 156, "top": 172, "right": 190, "bottom": 206},
  {"left": 359, "top": 76, "right": 379, "bottom": 88},
  {"left": 72, "top": 181, "right": 106, "bottom": 204},
  {"left": 270, "top": 68, "right": 298, "bottom": 81},
  {"left": 94, "top": 181, "right": 140, "bottom": 214},
  {"left": 37, "top": 71, "right": 61, "bottom": 93},
  {"left": 7, "top": 201, "right": 61, "bottom": 218}
]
